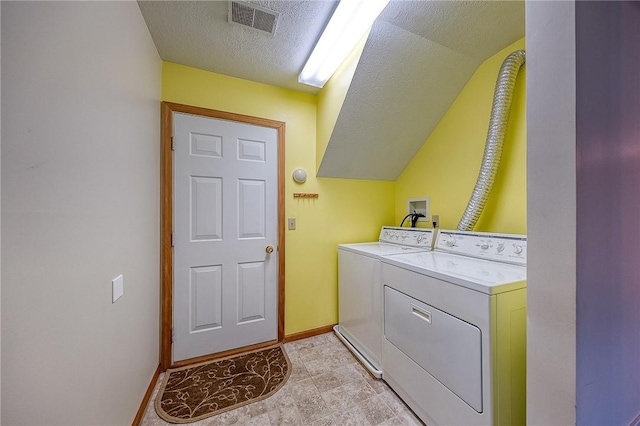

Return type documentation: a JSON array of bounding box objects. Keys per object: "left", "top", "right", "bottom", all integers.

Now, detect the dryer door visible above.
[{"left": 384, "top": 286, "right": 483, "bottom": 412}]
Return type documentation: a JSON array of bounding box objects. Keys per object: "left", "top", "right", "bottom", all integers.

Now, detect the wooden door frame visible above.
[{"left": 160, "top": 101, "right": 286, "bottom": 370}]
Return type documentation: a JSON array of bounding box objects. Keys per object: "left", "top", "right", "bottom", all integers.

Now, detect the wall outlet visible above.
[
  {"left": 112, "top": 274, "right": 124, "bottom": 303},
  {"left": 432, "top": 214, "right": 440, "bottom": 228},
  {"left": 288, "top": 217, "right": 296, "bottom": 230}
]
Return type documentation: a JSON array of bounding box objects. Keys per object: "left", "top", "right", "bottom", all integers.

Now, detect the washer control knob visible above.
[
  {"left": 513, "top": 244, "right": 523, "bottom": 255},
  {"left": 480, "top": 243, "right": 489, "bottom": 250},
  {"left": 497, "top": 243, "right": 505, "bottom": 253},
  {"left": 445, "top": 239, "right": 455, "bottom": 247}
]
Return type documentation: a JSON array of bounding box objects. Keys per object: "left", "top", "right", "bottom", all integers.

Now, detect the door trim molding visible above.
[{"left": 160, "top": 101, "right": 286, "bottom": 370}]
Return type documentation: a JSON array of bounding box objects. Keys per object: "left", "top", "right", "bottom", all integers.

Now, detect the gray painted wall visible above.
[
  {"left": 1, "top": 2, "right": 161, "bottom": 424},
  {"left": 576, "top": 2, "right": 640, "bottom": 424},
  {"left": 526, "top": 1, "right": 577, "bottom": 424},
  {"left": 0, "top": 2, "right": 3, "bottom": 419},
  {"left": 527, "top": 1, "right": 640, "bottom": 424}
]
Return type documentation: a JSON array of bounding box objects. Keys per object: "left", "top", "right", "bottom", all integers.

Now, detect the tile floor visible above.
[{"left": 141, "top": 332, "right": 424, "bottom": 425}]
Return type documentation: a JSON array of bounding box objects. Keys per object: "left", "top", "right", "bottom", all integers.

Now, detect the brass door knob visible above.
[{"left": 266, "top": 245, "right": 274, "bottom": 254}]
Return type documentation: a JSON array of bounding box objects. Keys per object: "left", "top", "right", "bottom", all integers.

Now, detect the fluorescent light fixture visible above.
[{"left": 298, "top": 0, "right": 390, "bottom": 88}]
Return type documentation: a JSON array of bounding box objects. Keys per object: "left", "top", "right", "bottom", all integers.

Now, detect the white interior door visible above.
[{"left": 172, "top": 112, "right": 278, "bottom": 362}]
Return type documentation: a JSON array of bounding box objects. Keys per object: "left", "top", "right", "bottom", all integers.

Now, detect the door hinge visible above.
[
  {"left": 171, "top": 328, "right": 175, "bottom": 343},
  {"left": 171, "top": 232, "right": 175, "bottom": 247},
  {"left": 171, "top": 137, "right": 175, "bottom": 151}
]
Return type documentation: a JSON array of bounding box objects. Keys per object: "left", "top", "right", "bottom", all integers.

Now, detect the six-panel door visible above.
[{"left": 172, "top": 112, "right": 278, "bottom": 362}]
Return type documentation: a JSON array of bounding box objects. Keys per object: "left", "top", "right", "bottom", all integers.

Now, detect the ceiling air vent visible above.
[{"left": 228, "top": 1, "right": 279, "bottom": 36}]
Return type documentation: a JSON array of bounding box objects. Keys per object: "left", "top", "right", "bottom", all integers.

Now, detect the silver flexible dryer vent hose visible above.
[{"left": 457, "top": 50, "right": 526, "bottom": 231}]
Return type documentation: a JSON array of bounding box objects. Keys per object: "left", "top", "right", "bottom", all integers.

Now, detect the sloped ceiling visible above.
[
  {"left": 318, "top": 1, "right": 525, "bottom": 180},
  {"left": 138, "top": 1, "right": 524, "bottom": 181}
]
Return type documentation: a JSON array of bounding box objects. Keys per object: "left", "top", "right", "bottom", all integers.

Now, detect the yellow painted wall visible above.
[
  {"left": 162, "top": 62, "right": 395, "bottom": 335},
  {"left": 395, "top": 38, "right": 527, "bottom": 234},
  {"left": 316, "top": 30, "right": 369, "bottom": 171}
]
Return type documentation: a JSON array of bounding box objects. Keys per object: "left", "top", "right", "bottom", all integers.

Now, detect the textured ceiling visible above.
[
  {"left": 139, "top": 0, "right": 525, "bottom": 181},
  {"left": 318, "top": 1, "right": 525, "bottom": 180},
  {"left": 138, "top": 0, "right": 338, "bottom": 94}
]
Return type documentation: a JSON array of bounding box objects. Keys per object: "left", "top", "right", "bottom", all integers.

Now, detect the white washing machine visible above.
[
  {"left": 334, "top": 226, "right": 436, "bottom": 378},
  {"left": 381, "top": 229, "right": 527, "bottom": 426}
]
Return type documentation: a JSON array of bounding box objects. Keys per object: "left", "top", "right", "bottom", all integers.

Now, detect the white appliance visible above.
[
  {"left": 334, "top": 226, "right": 436, "bottom": 378},
  {"left": 381, "top": 229, "right": 527, "bottom": 426}
]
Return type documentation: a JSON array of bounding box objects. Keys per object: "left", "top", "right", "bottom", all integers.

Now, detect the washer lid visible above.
[
  {"left": 339, "top": 242, "right": 429, "bottom": 259},
  {"left": 382, "top": 251, "right": 526, "bottom": 294}
]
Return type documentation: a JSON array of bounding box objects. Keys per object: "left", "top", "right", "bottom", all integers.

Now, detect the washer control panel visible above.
[
  {"left": 436, "top": 229, "right": 527, "bottom": 266},
  {"left": 379, "top": 226, "right": 436, "bottom": 249}
]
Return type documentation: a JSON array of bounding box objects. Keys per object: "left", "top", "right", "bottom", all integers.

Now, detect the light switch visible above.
[
  {"left": 288, "top": 218, "right": 296, "bottom": 230},
  {"left": 112, "top": 274, "right": 124, "bottom": 303}
]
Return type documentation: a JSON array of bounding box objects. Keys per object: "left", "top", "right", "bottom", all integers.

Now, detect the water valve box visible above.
[{"left": 407, "top": 197, "right": 430, "bottom": 222}]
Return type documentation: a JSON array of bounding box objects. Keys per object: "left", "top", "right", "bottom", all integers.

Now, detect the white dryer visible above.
[
  {"left": 381, "top": 229, "right": 527, "bottom": 426},
  {"left": 334, "top": 226, "right": 435, "bottom": 378}
]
